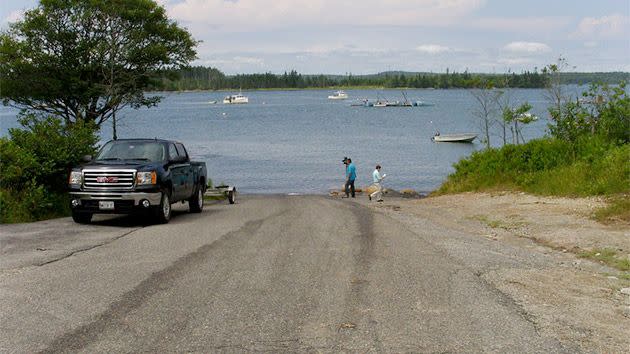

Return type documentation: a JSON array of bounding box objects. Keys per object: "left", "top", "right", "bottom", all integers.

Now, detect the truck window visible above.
[
  {"left": 175, "top": 143, "right": 188, "bottom": 160},
  {"left": 168, "top": 144, "right": 179, "bottom": 161},
  {"left": 96, "top": 141, "right": 165, "bottom": 162}
]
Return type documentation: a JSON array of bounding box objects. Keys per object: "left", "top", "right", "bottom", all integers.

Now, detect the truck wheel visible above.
[
  {"left": 228, "top": 189, "right": 236, "bottom": 204},
  {"left": 189, "top": 185, "right": 204, "bottom": 213},
  {"left": 72, "top": 211, "right": 92, "bottom": 224},
  {"left": 154, "top": 190, "right": 171, "bottom": 224}
]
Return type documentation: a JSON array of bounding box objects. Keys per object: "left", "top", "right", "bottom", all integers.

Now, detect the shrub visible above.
[{"left": 0, "top": 115, "right": 98, "bottom": 223}]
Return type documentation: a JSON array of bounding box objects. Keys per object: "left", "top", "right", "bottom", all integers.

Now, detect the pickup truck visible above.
[{"left": 68, "top": 139, "right": 207, "bottom": 224}]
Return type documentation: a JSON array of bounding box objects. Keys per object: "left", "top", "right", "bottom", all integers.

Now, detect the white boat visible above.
[
  {"left": 223, "top": 92, "right": 248, "bottom": 104},
  {"left": 328, "top": 90, "right": 348, "bottom": 100},
  {"left": 432, "top": 133, "right": 477, "bottom": 143}
]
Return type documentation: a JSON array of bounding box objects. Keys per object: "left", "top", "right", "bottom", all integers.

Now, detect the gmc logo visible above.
[{"left": 96, "top": 176, "right": 119, "bottom": 183}]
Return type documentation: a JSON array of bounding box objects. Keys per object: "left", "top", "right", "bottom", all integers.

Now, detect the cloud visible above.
[
  {"left": 497, "top": 57, "right": 534, "bottom": 65},
  {"left": 167, "top": 0, "right": 486, "bottom": 29},
  {"left": 416, "top": 44, "right": 451, "bottom": 54},
  {"left": 503, "top": 41, "right": 551, "bottom": 54},
  {"left": 471, "top": 16, "right": 570, "bottom": 33},
  {"left": 573, "top": 14, "right": 630, "bottom": 38},
  {"left": 2, "top": 9, "right": 25, "bottom": 26}
]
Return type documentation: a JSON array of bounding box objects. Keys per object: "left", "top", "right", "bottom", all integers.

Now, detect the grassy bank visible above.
[{"left": 436, "top": 137, "right": 630, "bottom": 221}]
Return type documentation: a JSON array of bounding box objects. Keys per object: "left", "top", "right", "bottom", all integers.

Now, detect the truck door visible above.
[
  {"left": 175, "top": 143, "right": 194, "bottom": 198},
  {"left": 168, "top": 143, "right": 189, "bottom": 202}
]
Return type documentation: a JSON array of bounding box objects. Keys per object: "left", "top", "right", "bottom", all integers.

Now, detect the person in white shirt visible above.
[{"left": 369, "top": 165, "right": 386, "bottom": 202}]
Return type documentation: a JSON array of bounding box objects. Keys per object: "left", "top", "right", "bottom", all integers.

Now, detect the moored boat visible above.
[
  {"left": 223, "top": 92, "right": 248, "bottom": 104},
  {"left": 328, "top": 90, "right": 348, "bottom": 100},
  {"left": 432, "top": 133, "right": 477, "bottom": 143}
]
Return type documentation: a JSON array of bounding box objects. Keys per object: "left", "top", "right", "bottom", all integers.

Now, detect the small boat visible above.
[
  {"left": 328, "top": 90, "right": 348, "bottom": 100},
  {"left": 432, "top": 133, "right": 477, "bottom": 143},
  {"left": 223, "top": 92, "right": 248, "bottom": 104},
  {"left": 208, "top": 100, "right": 217, "bottom": 104}
]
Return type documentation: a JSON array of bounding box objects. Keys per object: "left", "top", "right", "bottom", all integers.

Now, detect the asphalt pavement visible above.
[{"left": 0, "top": 195, "right": 571, "bottom": 353}]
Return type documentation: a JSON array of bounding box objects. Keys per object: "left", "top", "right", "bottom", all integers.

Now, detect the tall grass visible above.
[{"left": 437, "top": 137, "right": 630, "bottom": 197}]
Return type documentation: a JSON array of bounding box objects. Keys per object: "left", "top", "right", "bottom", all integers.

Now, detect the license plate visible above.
[{"left": 99, "top": 201, "right": 115, "bottom": 210}]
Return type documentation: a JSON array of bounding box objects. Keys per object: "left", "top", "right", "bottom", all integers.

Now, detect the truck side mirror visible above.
[{"left": 82, "top": 155, "right": 92, "bottom": 162}]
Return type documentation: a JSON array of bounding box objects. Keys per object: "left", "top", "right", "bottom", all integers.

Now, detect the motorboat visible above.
[
  {"left": 328, "top": 90, "right": 348, "bottom": 100},
  {"left": 223, "top": 92, "right": 248, "bottom": 104},
  {"left": 432, "top": 133, "right": 477, "bottom": 143}
]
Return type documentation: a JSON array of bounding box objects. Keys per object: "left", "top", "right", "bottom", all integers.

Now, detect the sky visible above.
[{"left": 1, "top": 0, "right": 628, "bottom": 75}]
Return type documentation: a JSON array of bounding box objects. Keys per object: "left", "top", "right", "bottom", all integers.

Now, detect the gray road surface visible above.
[{"left": 0, "top": 196, "right": 572, "bottom": 353}]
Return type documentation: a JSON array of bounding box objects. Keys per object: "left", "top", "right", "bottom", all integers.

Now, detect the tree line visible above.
[{"left": 150, "top": 67, "right": 629, "bottom": 91}]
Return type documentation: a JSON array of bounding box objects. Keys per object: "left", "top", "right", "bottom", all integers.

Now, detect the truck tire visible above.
[
  {"left": 72, "top": 211, "right": 92, "bottom": 224},
  {"left": 154, "top": 190, "right": 171, "bottom": 224},
  {"left": 228, "top": 188, "right": 236, "bottom": 204},
  {"left": 189, "top": 185, "right": 204, "bottom": 213}
]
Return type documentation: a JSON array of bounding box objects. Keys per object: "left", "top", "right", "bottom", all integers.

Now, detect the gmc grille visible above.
[{"left": 83, "top": 169, "right": 136, "bottom": 190}]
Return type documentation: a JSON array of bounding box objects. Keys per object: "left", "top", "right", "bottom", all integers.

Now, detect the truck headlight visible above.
[
  {"left": 136, "top": 171, "right": 157, "bottom": 185},
  {"left": 69, "top": 171, "right": 82, "bottom": 185}
]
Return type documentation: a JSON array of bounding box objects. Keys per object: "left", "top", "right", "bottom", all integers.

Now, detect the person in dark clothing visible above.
[{"left": 343, "top": 157, "right": 356, "bottom": 198}]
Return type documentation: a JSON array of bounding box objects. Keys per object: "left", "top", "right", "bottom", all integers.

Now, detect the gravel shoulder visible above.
[{"left": 360, "top": 191, "right": 630, "bottom": 353}]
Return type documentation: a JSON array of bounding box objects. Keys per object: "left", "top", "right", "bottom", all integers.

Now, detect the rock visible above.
[
  {"left": 620, "top": 287, "right": 630, "bottom": 296},
  {"left": 401, "top": 189, "right": 418, "bottom": 198}
]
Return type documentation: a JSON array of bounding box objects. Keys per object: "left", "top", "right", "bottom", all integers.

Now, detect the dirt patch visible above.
[
  {"left": 374, "top": 192, "right": 630, "bottom": 352},
  {"left": 395, "top": 192, "right": 629, "bottom": 260}
]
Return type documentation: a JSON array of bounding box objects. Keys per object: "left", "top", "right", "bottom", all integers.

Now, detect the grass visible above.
[
  {"left": 594, "top": 195, "right": 630, "bottom": 224},
  {"left": 578, "top": 248, "right": 630, "bottom": 271},
  {"left": 470, "top": 214, "right": 527, "bottom": 230},
  {"left": 436, "top": 138, "right": 630, "bottom": 221}
]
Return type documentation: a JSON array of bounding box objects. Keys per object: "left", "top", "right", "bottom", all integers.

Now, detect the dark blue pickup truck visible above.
[{"left": 68, "top": 139, "right": 207, "bottom": 224}]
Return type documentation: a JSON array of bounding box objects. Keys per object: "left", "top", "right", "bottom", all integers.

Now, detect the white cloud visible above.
[
  {"left": 167, "top": 0, "right": 486, "bottom": 29},
  {"left": 472, "top": 16, "right": 570, "bottom": 33},
  {"left": 498, "top": 57, "right": 534, "bottom": 65},
  {"left": 416, "top": 44, "right": 451, "bottom": 54},
  {"left": 2, "top": 9, "right": 24, "bottom": 26},
  {"left": 503, "top": 41, "right": 551, "bottom": 54},
  {"left": 573, "top": 14, "right": 630, "bottom": 38}
]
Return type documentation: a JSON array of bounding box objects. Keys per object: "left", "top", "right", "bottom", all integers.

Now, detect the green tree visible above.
[
  {"left": 0, "top": 0, "right": 197, "bottom": 128},
  {"left": 502, "top": 102, "right": 534, "bottom": 144},
  {"left": 549, "top": 82, "right": 629, "bottom": 144}
]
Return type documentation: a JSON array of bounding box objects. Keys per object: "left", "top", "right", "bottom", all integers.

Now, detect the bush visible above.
[{"left": 0, "top": 115, "right": 98, "bottom": 223}]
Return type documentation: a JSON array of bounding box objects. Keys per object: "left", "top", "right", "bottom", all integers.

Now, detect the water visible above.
[{"left": 0, "top": 88, "right": 557, "bottom": 194}]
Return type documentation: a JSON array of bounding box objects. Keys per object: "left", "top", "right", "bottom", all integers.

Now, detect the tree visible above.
[
  {"left": 502, "top": 102, "right": 534, "bottom": 144},
  {"left": 0, "top": 0, "right": 197, "bottom": 128},
  {"left": 470, "top": 83, "right": 502, "bottom": 149},
  {"left": 542, "top": 56, "right": 574, "bottom": 119},
  {"left": 548, "top": 82, "right": 629, "bottom": 144}
]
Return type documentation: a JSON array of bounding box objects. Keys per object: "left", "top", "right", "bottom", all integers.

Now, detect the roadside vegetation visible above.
[{"left": 438, "top": 63, "right": 629, "bottom": 222}]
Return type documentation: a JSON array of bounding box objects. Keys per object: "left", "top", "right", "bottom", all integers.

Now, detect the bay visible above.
[{"left": 1, "top": 88, "right": 563, "bottom": 194}]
